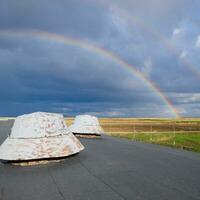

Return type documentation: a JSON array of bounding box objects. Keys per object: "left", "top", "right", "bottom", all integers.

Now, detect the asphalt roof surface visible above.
[{"left": 0, "top": 120, "right": 200, "bottom": 200}]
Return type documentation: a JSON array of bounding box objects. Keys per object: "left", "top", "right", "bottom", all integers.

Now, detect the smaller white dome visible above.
[
  {"left": 69, "top": 115, "right": 104, "bottom": 135},
  {"left": 74, "top": 115, "right": 100, "bottom": 126},
  {"left": 11, "top": 112, "right": 70, "bottom": 139}
]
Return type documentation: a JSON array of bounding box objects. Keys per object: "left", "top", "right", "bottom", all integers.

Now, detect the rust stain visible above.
[{"left": 0, "top": 112, "right": 84, "bottom": 163}]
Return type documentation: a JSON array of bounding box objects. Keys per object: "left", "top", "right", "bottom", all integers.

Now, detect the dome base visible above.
[
  {"left": 73, "top": 133, "right": 101, "bottom": 138},
  {"left": 1, "top": 153, "right": 79, "bottom": 166}
]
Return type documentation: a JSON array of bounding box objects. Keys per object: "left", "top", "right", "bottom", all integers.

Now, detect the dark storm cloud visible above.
[
  {"left": 0, "top": 36, "right": 160, "bottom": 104},
  {"left": 0, "top": 0, "right": 200, "bottom": 117},
  {"left": 0, "top": 0, "right": 109, "bottom": 38}
]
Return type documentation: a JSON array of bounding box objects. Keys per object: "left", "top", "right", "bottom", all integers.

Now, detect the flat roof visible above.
[{"left": 0, "top": 121, "right": 200, "bottom": 200}]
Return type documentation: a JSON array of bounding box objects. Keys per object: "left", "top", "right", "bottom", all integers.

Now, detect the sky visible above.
[{"left": 0, "top": 0, "right": 200, "bottom": 117}]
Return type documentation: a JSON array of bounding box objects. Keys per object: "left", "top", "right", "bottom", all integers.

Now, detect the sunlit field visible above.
[
  {"left": 0, "top": 117, "right": 15, "bottom": 121},
  {"left": 67, "top": 118, "right": 200, "bottom": 152}
]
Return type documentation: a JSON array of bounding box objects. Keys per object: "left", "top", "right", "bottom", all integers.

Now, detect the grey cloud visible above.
[{"left": 0, "top": 0, "right": 200, "bottom": 117}]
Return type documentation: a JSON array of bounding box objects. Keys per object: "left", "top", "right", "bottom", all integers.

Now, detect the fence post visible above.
[
  {"left": 134, "top": 125, "right": 136, "bottom": 140},
  {"left": 173, "top": 125, "right": 176, "bottom": 146},
  {"left": 150, "top": 125, "right": 153, "bottom": 142},
  {"left": 132, "top": 123, "right": 136, "bottom": 140}
]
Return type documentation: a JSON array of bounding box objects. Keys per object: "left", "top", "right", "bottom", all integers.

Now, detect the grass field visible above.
[
  {"left": 66, "top": 118, "right": 200, "bottom": 152},
  {"left": 0, "top": 117, "right": 15, "bottom": 121}
]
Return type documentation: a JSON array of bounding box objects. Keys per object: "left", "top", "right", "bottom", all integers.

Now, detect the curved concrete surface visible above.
[{"left": 0, "top": 121, "right": 200, "bottom": 200}]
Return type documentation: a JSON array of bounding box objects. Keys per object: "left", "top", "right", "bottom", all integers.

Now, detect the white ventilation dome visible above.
[
  {"left": 0, "top": 112, "right": 84, "bottom": 161},
  {"left": 69, "top": 115, "right": 104, "bottom": 135}
]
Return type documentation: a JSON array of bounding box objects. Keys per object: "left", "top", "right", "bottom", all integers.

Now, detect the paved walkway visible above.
[{"left": 0, "top": 121, "right": 200, "bottom": 200}]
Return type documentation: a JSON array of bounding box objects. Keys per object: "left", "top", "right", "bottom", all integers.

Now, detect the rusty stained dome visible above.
[{"left": 0, "top": 112, "right": 84, "bottom": 162}]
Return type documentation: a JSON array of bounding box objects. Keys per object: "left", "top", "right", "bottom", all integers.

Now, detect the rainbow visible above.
[
  {"left": 0, "top": 29, "right": 180, "bottom": 117},
  {"left": 109, "top": 7, "right": 200, "bottom": 80}
]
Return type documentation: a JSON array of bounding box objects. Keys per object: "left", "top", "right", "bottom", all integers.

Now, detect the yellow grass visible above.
[{"left": 66, "top": 117, "right": 200, "bottom": 152}]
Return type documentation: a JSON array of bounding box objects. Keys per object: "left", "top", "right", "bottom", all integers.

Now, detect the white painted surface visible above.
[
  {"left": 0, "top": 112, "right": 84, "bottom": 161},
  {"left": 69, "top": 115, "right": 104, "bottom": 135},
  {"left": 11, "top": 112, "right": 70, "bottom": 138}
]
